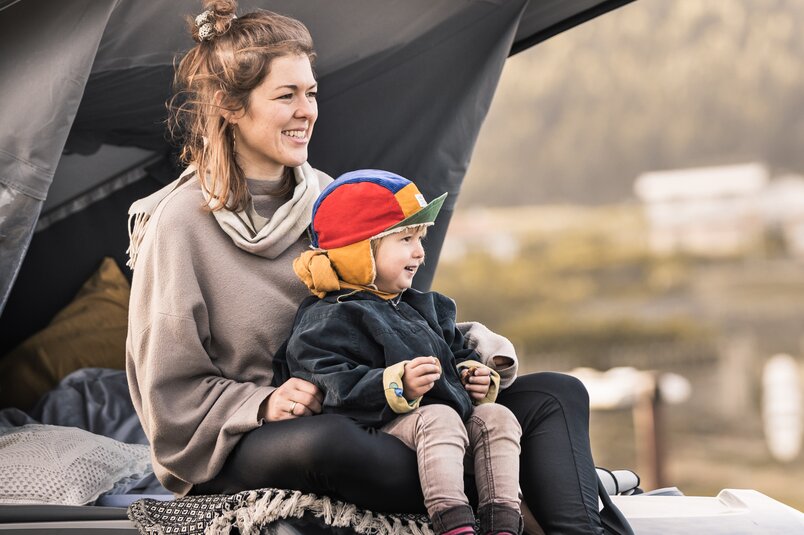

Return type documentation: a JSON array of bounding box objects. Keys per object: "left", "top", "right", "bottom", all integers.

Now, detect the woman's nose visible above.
[{"left": 295, "top": 96, "right": 317, "bottom": 119}]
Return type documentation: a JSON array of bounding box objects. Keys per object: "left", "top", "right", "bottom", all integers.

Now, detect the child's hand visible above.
[
  {"left": 461, "top": 366, "right": 491, "bottom": 401},
  {"left": 402, "top": 357, "right": 441, "bottom": 400}
]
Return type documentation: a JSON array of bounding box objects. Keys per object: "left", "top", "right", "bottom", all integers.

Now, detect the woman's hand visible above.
[
  {"left": 264, "top": 378, "right": 324, "bottom": 422},
  {"left": 402, "top": 356, "right": 441, "bottom": 400},
  {"left": 462, "top": 366, "right": 491, "bottom": 401}
]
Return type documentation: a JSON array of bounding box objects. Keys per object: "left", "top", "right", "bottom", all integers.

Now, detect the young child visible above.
[{"left": 286, "top": 170, "right": 523, "bottom": 535}]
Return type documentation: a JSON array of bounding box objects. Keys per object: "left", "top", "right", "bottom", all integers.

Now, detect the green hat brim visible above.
[{"left": 387, "top": 192, "right": 448, "bottom": 232}]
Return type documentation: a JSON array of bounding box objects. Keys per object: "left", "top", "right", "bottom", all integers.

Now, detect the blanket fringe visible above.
[{"left": 203, "top": 488, "right": 434, "bottom": 535}]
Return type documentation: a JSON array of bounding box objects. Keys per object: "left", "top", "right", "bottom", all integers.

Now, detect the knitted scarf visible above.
[{"left": 127, "top": 162, "right": 322, "bottom": 269}]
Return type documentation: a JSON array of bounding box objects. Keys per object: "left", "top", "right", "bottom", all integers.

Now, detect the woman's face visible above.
[{"left": 232, "top": 54, "right": 318, "bottom": 180}]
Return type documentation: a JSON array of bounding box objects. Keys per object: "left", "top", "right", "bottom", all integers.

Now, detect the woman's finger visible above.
[
  {"left": 286, "top": 377, "right": 324, "bottom": 402},
  {"left": 293, "top": 390, "right": 323, "bottom": 414},
  {"left": 294, "top": 402, "right": 315, "bottom": 417},
  {"left": 274, "top": 379, "right": 323, "bottom": 414},
  {"left": 282, "top": 398, "right": 314, "bottom": 419},
  {"left": 266, "top": 392, "right": 295, "bottom": 421}
]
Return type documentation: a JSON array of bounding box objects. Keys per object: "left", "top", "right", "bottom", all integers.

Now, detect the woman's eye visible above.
[
  {"left": 277, "top": 93, "right": 293, "bottom": 100},
  {"left": 306, "top": 91, "right": 318, "bottom": 99}
]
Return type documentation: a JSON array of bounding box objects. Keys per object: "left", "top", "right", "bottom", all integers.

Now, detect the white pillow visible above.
[{"left": 0, "top": 424, "right": 151, "bottom": 505}]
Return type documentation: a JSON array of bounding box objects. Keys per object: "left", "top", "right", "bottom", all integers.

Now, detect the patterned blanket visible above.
[{"left": 127, "top": 487, "right": 435, "bottom": 535}]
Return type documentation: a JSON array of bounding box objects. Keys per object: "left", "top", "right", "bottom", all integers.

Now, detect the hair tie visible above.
[
  {"left": 194, "top": 9, "right": 237, "bottom": 42},
  {"left": 195, "top": 10, "right": 215, "bottom": 41}
]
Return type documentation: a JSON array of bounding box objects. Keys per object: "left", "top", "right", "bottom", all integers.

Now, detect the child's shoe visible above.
[{"left": 441, "top": 527, "right": 476, "bottom": 535}]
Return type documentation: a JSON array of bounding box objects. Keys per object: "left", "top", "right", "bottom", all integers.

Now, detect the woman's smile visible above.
[{"left": 231, "top": 54, "right": 318, "bottom": 180}]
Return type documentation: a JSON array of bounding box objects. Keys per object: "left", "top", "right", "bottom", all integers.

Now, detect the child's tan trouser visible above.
[{"left": 381, "top": 403, "right": 523, "bottom": 533}]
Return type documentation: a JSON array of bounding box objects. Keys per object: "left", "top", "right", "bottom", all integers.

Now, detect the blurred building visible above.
[
  {"left": 634, "top": 163, "right": 768, "bottom": 256},
  {"left": 439, "top": 208, "right": 521, "bottom": 262},
  {"left": 760, "top": 175, "right": 804, "bottom": 259}
]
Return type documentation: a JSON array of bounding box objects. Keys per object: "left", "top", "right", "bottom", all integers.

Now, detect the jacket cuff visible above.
[
  {"left": 456, "top": 360, "right": 501, "bottom": 404},
  {"left": 383, "top": 361, "right": 422, "bottom": 413}
]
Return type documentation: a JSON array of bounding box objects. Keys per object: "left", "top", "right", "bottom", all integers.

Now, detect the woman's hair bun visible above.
[{"left": 192, "top": 0, "right": 238, "bottom": 43}]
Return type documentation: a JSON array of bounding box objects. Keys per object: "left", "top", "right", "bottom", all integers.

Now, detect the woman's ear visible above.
[{"left": 214, "top": 90, "right": 239, "bottom": 124}]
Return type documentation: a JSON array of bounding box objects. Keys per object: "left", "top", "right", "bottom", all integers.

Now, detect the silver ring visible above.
[{"left": 289, "top": 401, "right": 298, "bottom": 414}]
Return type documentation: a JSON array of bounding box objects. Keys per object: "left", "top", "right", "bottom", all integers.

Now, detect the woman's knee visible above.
[{"left": 512, "top": 372, "right": 590, "bottom": 408}]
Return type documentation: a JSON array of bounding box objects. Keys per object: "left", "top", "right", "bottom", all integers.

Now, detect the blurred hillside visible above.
[
  {"left": 435, "top": 203, "right": 804, "bottom": 369},
  {"left": 459, "top": 0, "right": 804, "bottom": 206}
]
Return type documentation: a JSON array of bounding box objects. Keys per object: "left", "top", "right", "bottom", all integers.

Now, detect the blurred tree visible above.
[{"left": 460, "top": 0, "right": 804, "bottom": 206}]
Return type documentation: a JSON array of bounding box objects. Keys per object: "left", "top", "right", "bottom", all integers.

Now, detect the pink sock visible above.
[{"left": 441, "top": 526, "right": 475, "bottom": 535}]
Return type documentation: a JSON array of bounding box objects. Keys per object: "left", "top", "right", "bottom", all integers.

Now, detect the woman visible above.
[{"left": 125, "top": 2, "right": 631, "bottom": 534}]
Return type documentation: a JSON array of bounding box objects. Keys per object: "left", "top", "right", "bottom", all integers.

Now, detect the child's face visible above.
[{"left": 373, "top": 227, "right": 426, "bottom": 294}]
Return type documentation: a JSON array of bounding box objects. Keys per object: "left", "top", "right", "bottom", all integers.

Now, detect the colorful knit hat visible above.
[{"left": 294, "top": 169, "right": 447, "bottom": 295}]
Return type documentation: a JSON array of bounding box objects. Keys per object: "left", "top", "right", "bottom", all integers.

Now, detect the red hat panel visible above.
[{"left": 313, "top": 182, "right": 405, "bottom": 249}]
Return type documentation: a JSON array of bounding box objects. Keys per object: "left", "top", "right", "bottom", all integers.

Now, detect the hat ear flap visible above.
[{"left": 327, "top": 240, "right": 375, "bottom": 286}]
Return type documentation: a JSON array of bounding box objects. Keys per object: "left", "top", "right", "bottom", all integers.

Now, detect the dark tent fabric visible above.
[
  {"left": 0, "top": 0, "right": 636, "bottom": 356},
  {"left": 0, "top": 0, "right": 119, "bottom": 311}
]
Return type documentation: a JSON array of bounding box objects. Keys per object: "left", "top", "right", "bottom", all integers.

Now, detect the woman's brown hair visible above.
[{"left": 168, "top": 0, "right": 316, "bottom": 211}]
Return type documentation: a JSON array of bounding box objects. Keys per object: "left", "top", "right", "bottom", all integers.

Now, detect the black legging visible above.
[{"left": 192, "top": 372, "right": 611, "bottom": 534}]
